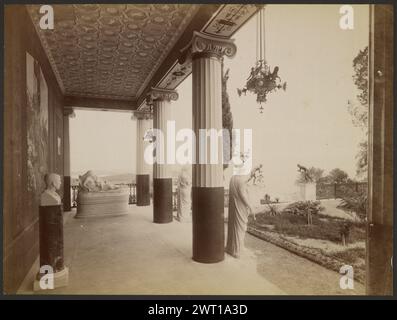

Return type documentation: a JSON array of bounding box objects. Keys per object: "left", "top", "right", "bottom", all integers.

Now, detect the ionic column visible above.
[
  {"left": 62, "top": 108, "right": 75, "bottom": 212},
  {"left": 148, "top": 88, "right": 178, "bottom": 223},
  {"left": 132, "top": 111, "right": 153, "bottom": 206},
  {"left": 190, "top": 31, "right": 237, "bottom": 263}
]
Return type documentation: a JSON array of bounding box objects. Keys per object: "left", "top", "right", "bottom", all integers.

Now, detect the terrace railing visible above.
[
  {"left": 70, "top": 184, "right": 230, "bottom": 210},
  {"left": 71, "top": 185, "right": 78, "bottom": 208},
  {"left": 70, "top": 183, "right": 137, "bottom": 208}
]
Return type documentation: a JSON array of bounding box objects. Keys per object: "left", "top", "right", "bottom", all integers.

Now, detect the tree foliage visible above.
[
  {"left": 327, "top": 168, "right": 352, "bottom": 184},
  {"left": 353, "top": 46, "right": 369, "bottom": 108},
  {"left": 222, "top": 59, "right": 233, "bottom": 169},
  {"left": 348, "top": 46, "right": 369, "bottom": 179},
  {"left": 348, "top": 46, "right": 369, "bottom": 131},
  {"left": 337, "top": 190, "right": 367, "bottom": 221},
  {"left": 355, "top": 140, "right": 368, "bottom": 180},
  {"left": 298, "top": 167, "right": 353, "bottom": 184}
]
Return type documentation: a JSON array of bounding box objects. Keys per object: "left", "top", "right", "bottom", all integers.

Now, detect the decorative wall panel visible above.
[{"left": 26, "top": 52, "right": 48, "bottom": 198}]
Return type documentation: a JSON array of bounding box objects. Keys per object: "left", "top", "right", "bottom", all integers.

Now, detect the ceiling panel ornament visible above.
[
  {"left": 155, "top": 4, "right": 261, "bottom": 99},
  {"left": 157, "top": 60, "right": 192, "bottom": 91},
  {"left": 201, "top": 4, "right": 261, "bottom": 38},
  {"left": 27, "top": 4, "right": 199, "bottom": 101},
  {"left": 131, "top": 111, "right": 153, "bottom": 120}
]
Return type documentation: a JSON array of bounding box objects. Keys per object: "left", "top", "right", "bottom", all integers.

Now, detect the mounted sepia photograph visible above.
[{"left": 2, "top": 3, "right": 394, "bottom": 298}]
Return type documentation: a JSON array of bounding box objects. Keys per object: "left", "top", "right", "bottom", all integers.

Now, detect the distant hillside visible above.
[
  {"left": 71, "top": 168, "right": 186, "bottom": 186},
  {"left": 102, "top": 173, "right": 136, "bottom": 184},
  {"left": 71, "top": 173, "right": 136, "bottom": 185}
]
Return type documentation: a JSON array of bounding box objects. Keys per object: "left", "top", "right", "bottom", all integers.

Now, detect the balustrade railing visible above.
[
  {"left": 70, "top": 184, "right": 230, "bottom": 210},
  {"left": 70, "top": 183, "right": 137, "bottom": 208},
  {"left": 71, "top": 185, "right": 78, "bottom": 208},
  {"left": 117, "top": 183, "right": 137, "bottom": 205}
]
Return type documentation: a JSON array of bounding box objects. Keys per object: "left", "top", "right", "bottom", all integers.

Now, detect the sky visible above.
[{"left": 70, "top": 4, "right": 369, "bottom": 196}]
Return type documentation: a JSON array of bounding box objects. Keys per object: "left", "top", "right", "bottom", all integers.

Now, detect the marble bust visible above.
[{"left": 40, "top": 173, "right": 62, "bottom": 206}]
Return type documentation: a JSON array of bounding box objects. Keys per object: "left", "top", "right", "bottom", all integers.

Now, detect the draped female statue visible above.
[
  {"left": 226, "top": 165, "right": 263, "bottom": 258},
  {"left": 176, "top": 166, "right": 192, "bottom": 222}
]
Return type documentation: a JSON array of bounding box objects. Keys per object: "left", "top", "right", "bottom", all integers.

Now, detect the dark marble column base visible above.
[
  {"left": 63, "top": 176, "right": 71, "bottom": 212},
  {"left": 153, "top": 178, "right": 173, "bottom": 223},
  {"left": 192, "top": 186, "right": 224, "bottom": 263},
  {"left": 136, "top": 174, "right": 150, "bottom": 206},
  {"left": 367, "top": 223, "right": 393, "bottom": 295}
]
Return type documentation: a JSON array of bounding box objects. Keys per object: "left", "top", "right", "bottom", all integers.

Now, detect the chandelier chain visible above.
[{"left": 237, "top": 5, "right": 287, "bottom": 111}]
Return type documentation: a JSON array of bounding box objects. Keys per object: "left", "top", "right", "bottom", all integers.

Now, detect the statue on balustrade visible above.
[
  {"left": 176, "top": 166, "right": 192, "bottom": 222},
  {"left": 226, "top": 164, "right": 263, "bottom": 259}
]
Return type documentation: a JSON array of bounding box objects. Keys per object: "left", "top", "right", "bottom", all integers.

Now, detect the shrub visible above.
[
  {"left": 266, "top": 204, "right": 279, "bottom": 216},
  {"left": 339, "top": 221, "right": 352, "bottom": 246},
  {"left": 337, "top": 190, "right": 367, "bottom": 221},
  {"left": 282, "top": 201, "right": 324, "bottom": 225},
  {"left": 282, "top": 201, "right": 324, "bottom": 216}
]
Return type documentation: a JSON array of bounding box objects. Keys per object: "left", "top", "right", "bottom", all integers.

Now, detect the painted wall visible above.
[{"left": 3, "top": 5, "right": 64, "bottom": 293}]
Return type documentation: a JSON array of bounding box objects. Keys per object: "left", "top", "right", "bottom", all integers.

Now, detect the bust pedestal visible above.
[{"left": 33, "top": 204, "right": 69, "bottom": 291}]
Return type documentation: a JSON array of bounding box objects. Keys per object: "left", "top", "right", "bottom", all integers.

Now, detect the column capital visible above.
[
  {"left": 181, "top": 31, "right": 237, "bottom": 62},
  {"left": 131, "top": 111, "right": 153, "bottom": 121},
  {"left": 147, "top": 87, "right": 179, "bottom": 104},
  {"left": 63, "top": 108, "right": 75, "bottom": 118}
]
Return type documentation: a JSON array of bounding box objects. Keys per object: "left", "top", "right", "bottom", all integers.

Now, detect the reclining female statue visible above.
[
  {"left": 75, "top": 170, "right": 128, "bottom": 218},
  {"left": 78, "top": 170, "right": 119, "bottom": 192}
]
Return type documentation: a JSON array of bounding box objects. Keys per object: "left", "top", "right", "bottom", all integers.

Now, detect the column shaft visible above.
[
  {"left": 188, "top": 31, "right": 236, "bottom": 263},
  {"left": 136, "top": 118, "right": 151, "bottom": 206},
  {"left": 150, "top": 90, "right": 177, "bottom": 223},
  {"left": 192, "top": 55, "right": 225, "bottom": 263}
]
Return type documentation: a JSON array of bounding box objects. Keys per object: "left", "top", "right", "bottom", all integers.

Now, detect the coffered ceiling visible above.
[{"left": 28, "top": 4, "right": 199, "bottom": 101}]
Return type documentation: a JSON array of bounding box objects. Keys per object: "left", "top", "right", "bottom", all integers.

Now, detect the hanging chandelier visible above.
[{"left": 237, "top": 6, "right": 286, "bottom": 113}]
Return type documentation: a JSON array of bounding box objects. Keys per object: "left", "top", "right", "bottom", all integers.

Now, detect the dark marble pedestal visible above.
[{"left": 34, "top": 205, "right": 68, "bottom": 290}]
